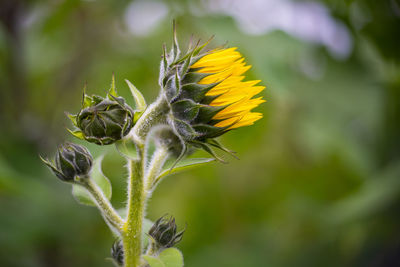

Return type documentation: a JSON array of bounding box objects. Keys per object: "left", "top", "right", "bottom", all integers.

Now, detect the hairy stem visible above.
[
  {"left": 145, "top": 147, "right": 169, "bottom": 192},
  {"left": 81, "top": 178, "right": 124, "bottom": 233},
  {"left": 123, "top": 155, "right": 145, "bottom": 267},
  {"left": 131, "top": 96, "right": 169, "bottom": 146},
  {"left": 122, "top": 96, "right": 171, "bottom": 267}
]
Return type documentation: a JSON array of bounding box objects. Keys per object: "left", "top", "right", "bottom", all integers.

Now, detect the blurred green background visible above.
[{"left": 1, "top": 0, "right": 400, "bottom": 266}]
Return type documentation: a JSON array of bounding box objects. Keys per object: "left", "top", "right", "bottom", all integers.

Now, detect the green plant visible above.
[{"left": 41, "top": 26, "right": 265, "bottom": 267}]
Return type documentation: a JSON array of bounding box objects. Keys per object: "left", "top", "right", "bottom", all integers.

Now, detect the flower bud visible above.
[
  {"left": 148, "top": 215, "right": 185, "bottom": 249},
  {"left": 41, "top": 142, "right": 93, "bottom": 182},
  {"left": 77, "top": 97, "right": 134, "bottom": 145},
  {"left": 67, "top": 77, "right": 135, "bottom": 145},
  {"left": 111, "top": 239, "right": 124, "bottom": 266}
]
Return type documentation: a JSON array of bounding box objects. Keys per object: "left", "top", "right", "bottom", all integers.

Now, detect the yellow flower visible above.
[
  {"left": 160, "top": 33, "right": 266, "bottom": 160},
  {"left": 191, "top": 47, "right": 265, "bottom": 130}
]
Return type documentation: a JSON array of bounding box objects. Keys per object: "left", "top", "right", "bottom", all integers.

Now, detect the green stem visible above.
[
  {"left": 131, "top": 96, "right": 169, "bottom": 146},
  {"left": 122, "top": 96, "right": 171, "bottom": 267},
  {"left": 123, "top": 147, "right": 170, "bottom": 267},
  {"left": 81, "top": 178, "right": 124, "bottom": 233},
  {"left": 123, "top": 155, "right": 145, "bottom": 267},
  {"left": 145, "top": 147, "right": 169, "bottom": 192}
]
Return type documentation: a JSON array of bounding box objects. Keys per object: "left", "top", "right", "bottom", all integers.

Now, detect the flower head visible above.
[
  {"left": 160, "top": 27, "right": 265, "bottom": 159},
  {"left": 190, "top": 47, "right": 265, "bottom": 130}
]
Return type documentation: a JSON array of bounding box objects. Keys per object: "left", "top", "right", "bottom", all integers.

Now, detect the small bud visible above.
[
  {"left": 149, "top": 215, "right": 185, "bottom": 249},
  {"left": 111, "top": 239, "right": 124, "bottom": 266},
  {"left": 41, "top": 142, "right": 93, "bottom": 182}
]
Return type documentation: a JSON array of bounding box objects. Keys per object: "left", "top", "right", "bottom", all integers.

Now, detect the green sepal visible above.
[
  {"left": 178, "top": 83, "right": 217, "bottom": 103},
  {"left": 66, "top": 112, "right": 78, "bottom": 127},
  {"left": 108, "top": 74, "right": 118, "bottom": 99},
  {"left": 172, "top": 49, "right": 192, "bottom": 68},
  {"left": 172, "top": 118, "right": 200, "bottom": 140},
  {"left": 162, "top": 43, "right": 168, "bottom": 70},
  {"left": 174, "top": 70, "right": 181, "bottom": 98},
  {"left": 195, "top": 104, "right": 225, "bottom": 123},
  {"left": 189, "top": 140, "right": 226, "bottom": 163},
  {"left": 206, "top": 139, "right": 238, "bottom": 159},
  {"left": 56, "top": 150, "right": 77, "bottom": 179},
  {"left": 108, "top": 94, "right": 126, "bottom": 108},
  {"left": 192, "top": 35, "right": 214, "bottom": 57},
  {"left": 40, "top": 156, "right": 67, "bottom": 182},
  {"left": 182, "top": 71, "right": 212, "bottom": 84},
  {"left": 125, "top": 79, "right": 147, "bottom": 113},
  {"left": 72, "top": 156, "right": 112, "bottom": 206},
  {"left": 81, "top": 84, "right": 92, "bottom": 109},
  {"left": 171, "top": 20, "right": 180, "bottom": 61},
  {"left": 200, "top": 94, "right": 222, "bottom": 105},
  {"left": 171, "top": 99, "right": 200, "bottom": 122},
  {"left": 164, "top": 74, "right": 179, "bottom": 101},
  {"left": 192, "top": 123, "right": 227, "bottom": 139},
  {"left": 67, "top": 128, "right": 85, "bottom": 140},
  {"left": 178, "top": 47, "right": 196, "bottom": 77},
  {"left": 134, "top": 112, "right": 142, "bottom": 123},
  {"left": 92, "top": 95, "right": 104, "bottom": 104}
]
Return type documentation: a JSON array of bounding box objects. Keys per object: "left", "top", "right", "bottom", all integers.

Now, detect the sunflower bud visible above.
[
  {"left": 159, "top": 27, "right": 265, "bottom": 160},
  {"left": 68, "top": 76, "right": 135, "bottom": 145},
  {"left": 111, "top": 239, "right": 124, "bottom": 266},
  {"left": 41, "top": 143, "right": 93, "bottom": 182},
  {"left": 148, "top": 215, "right": 185, "bottom": 249}
]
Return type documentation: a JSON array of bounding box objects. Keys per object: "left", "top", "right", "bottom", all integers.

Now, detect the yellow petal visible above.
[{"left": 212, "top": 97, "right": 265, "bottom": 120}]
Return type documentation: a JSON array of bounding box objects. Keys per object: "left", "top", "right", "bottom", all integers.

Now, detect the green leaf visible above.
[
  {"left": 154, "top": 158, "right": 215, "bottom": 186},
  {"left": 125, "top": 79, "right": 147, "bottom": 113},
  {"left": 115, "top": 138, "right": 138, "bottom": 160},
  {"left": 72, "top": 156, "right": 112, "bottom": 206},
  {"left": 159, "top": 248, "right": 184, "bottom": 267},
  {"left": 143, "top": 255, "right": 166, "bottom": 267}
]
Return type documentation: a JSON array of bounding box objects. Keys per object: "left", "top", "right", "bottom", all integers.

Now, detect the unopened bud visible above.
[
  {"left": 76, "top": 96, "right": 134, "bottom": 145},
  {"left": 149, "top": 215, "right": 185, "bottom": 249},
  {"left": 67, "top": 77, "right": 136, "bottom": 145},
  {"left": 41, "top": 142, "right": 93, "bottom": 182},
  {"left": 111, "top": 239, "right": 124, "bottom": 266}
]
